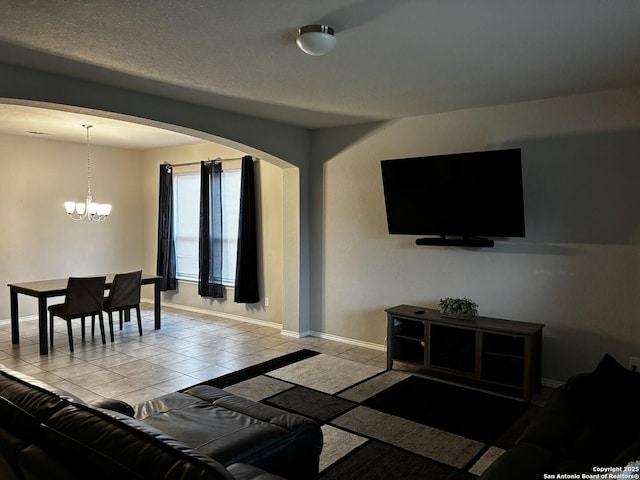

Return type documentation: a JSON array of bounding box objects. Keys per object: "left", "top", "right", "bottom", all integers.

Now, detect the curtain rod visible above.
[{"left": 164, "top": 156, "right": 255, "bottom": 168}]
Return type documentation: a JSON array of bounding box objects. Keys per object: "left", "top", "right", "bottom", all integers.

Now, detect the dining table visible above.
[{"left": 8, "top": 273, "right": 162, "bottom": 355}]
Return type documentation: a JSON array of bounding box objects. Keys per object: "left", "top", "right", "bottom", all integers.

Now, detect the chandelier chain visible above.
[
  {"left": 64, "top": 123, "right": 111, "bottom": 222},
  {"left": 84, "top": 124, "right": 92, "bottom": 197}
]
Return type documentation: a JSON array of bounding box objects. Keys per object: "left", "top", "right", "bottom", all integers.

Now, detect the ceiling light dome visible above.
[{"left": 296, "top": 25, "right": 336, "bottom": 56}]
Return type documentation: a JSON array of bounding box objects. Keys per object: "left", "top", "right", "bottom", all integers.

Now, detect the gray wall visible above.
[
  {"left": 310, "top": 87, "right": 640, "bottom": 382},
  {"left": 0, "top": 133, "right": 144, "bottom": 318}
]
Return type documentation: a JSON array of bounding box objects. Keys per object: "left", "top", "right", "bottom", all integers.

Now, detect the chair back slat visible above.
[
  {"left": 64, "top": 277, "right": 106, "bottom": 317},
  {"left": 107, "top": 270, "right": 142, "bottom": 310}
]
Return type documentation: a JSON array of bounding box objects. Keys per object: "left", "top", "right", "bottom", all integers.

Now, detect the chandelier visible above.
[{"left": 64, "top": 124, "right": 112, "bottom": 222}]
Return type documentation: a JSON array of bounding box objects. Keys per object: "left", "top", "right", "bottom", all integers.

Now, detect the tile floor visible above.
[{"left": 0, "top": 303, "right": 387, "bottom": 406}]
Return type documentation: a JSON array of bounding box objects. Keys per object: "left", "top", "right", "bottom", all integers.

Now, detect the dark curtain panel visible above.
[
  {"left": 156, "top": 165, "right": 176, "bottom": 291},
  {"left": 234, "top": 156, "right": 260, "bottom": 303},
  {"left": 199, "top": 161, "right": 224, "bottom": 298}
]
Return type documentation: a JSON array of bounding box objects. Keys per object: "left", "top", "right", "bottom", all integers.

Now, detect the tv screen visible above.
[{"left": 380, "top": 148, "right": 525, "bottom": 237}]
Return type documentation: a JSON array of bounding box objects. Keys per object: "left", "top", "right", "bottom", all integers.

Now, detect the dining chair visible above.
[
  {"left": 102, "top": 270, "right": 143, "bottom": 338},
  {"left": 48, "top": 276, "right": 107, "bottom": 352}
]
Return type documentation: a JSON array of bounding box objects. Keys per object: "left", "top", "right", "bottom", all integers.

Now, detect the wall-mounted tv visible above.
[{"left": 380, "top": 148, "right": 525, "bottom": 243}]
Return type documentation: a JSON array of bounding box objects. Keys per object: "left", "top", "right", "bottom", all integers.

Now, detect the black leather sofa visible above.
[
  {"left": 480, "top": 354, "right": 640, "bottom": 479},
  {"left": 0, "top": 364, "right": 322, "bottom": 480}
]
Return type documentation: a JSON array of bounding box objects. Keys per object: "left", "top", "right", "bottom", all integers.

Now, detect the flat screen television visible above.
[{"left": 380, "top": 148, "right": 525, "bottom": 239}]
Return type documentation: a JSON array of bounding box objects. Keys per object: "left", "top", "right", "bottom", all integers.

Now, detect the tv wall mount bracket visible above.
[{"left": 415, "top": 236, "right": 494, "bottom": 248}]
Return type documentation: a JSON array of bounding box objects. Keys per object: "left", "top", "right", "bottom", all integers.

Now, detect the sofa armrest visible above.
[
  {"left": 90, "top": 398, "right": 135, "bottom": 417},
  {"left": 227, "top": 463, "right": 286, "bottom": 480}
]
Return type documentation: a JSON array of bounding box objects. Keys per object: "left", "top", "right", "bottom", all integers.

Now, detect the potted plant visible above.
[{"left": 439, "top": 297, "right": 478, "bottom": 320}]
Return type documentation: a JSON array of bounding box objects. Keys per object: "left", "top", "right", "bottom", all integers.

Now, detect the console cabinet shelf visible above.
[{"left": 386, "top": 305, "right": 544, "bottom": 401}]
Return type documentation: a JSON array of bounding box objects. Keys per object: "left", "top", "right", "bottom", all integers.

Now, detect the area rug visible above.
[
  {"left": 193, "top": 349, "right": 540, "bottom": 479},
  {"left": 190, "top": 348, "right": 321, "bottom": 389}
]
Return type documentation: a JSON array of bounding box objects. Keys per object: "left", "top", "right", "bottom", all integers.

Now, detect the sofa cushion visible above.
[
  {"left": 518, "top": 377, "right": 587, "bottom": 452},
  {"left": 135, "top": 385, "right": 322, "bottom": 480},
  {"left": 186, "top": 385, "right": 321, "bottom": 441},
  {"left": 47, "top": 404, "right": 236, "bottom": 480},
  {"left": 16, "top": 444, "right": 88, "bottom": 480},
  {"left": 584, "top": 353, "right": 640, "bottom": 418},
  {"left": 0, "top": 425, "right": 27, "bottom": 480},
  {"left": 0, "top": 383, "right": 145, "bottom": 479},
  {"left": 0, "top": 366, "right": 86, "bottom": 420},
  {"left": 227, "top": 463, "right": 288, "bottom": 480},
  {"left": 0, "top": 365, "right": 236, "bottom": 480},
  {"left": 480, "top": 354, "right": 640, "bottom": 480},
  {"left": 0, "top": 364, "right": 312, "bottom": 480}
]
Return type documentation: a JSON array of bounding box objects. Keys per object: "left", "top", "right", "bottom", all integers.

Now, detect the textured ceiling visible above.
[{"left": 0, "top": 0, "right": 639, "bottom": 146}]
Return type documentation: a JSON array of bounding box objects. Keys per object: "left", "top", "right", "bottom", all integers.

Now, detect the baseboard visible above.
[
  {"left": 541, "top": 378, "right": 564, "bottom": 389},
  {"left": 143, "top": 298, "right": 281, "bottom": 330},
  {"left": 152, "top": 301, "right": 382, "bottom": 352},
  {"left": 309, "top": 330, "right": 386, "bottom": 351},
  {"left": 0, "top": 314, "right": 37, "bottom": 325},
  {"left": 280, "top": 329, "right": 311, "bottom": 339},
  {"left": 280, "top": 329, "right": 386, "bottom": 352}
]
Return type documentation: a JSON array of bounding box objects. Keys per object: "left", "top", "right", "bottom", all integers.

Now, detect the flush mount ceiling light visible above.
[
  {"left": 64, "top": 124, "right": 112, "bottom": 222},
  {"left": 296, "top": 25, "right": 336, "bottom": 56}
]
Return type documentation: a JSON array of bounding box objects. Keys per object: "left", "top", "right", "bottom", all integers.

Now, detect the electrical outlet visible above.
[
  {"left": 264, "top": 297, "right": 270, "bottom": 307},
  {"left": 630, "top": 356, "right": 640, "bottom": 372}
]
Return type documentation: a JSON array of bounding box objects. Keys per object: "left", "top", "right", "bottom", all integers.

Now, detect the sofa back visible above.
[{"left": 0, "top": 365, "right": 234, "bottom": 480}]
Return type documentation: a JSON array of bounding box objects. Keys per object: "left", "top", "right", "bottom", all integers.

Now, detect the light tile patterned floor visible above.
[{"left": 0, "top": 303, "right": 387, "bottom": 406}]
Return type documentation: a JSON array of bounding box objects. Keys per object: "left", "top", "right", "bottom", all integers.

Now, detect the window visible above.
[
  {"left": 220, "top": 169, "right": 241, "bottom": 285},
  {"left": 173, "top": 168, "right": 241, "bottom": 286},
  {"left": 174, "top": 173, "right": 199, "bottom": 281}
]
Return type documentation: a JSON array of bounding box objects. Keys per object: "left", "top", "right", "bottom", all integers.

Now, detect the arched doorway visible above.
[{"left": 0, "top": 100, "right": 304, "bottom": 335}]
